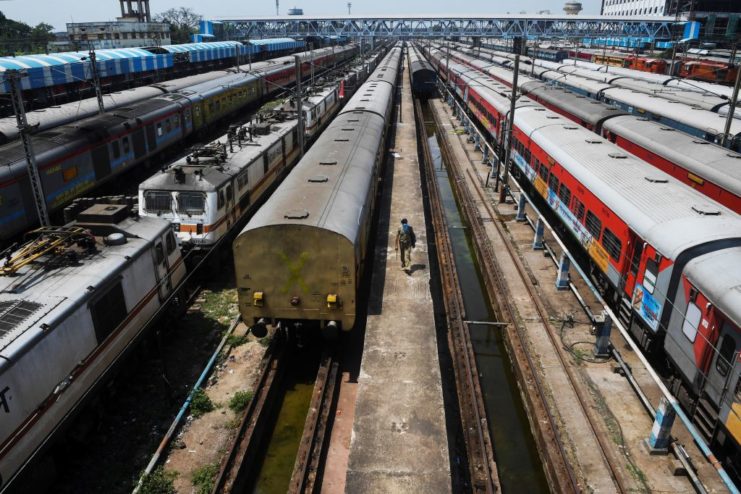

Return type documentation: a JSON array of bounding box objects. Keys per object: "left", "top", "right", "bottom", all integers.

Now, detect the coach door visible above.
[
  {"left": 705, "top": 323, "right": 740, "bottom": 407},
  {"left": 152, "top": 236, "right": 173, "bottom": 302},
  {"left": 132, "top": 128, "right": 147, "bottom": 159},
  {"left": 91, "top": 145, "right": 112, "bottom": 180}
]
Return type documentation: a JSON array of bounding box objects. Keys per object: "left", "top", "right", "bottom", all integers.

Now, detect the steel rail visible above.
[
  {"left": 289, "top": 352, "right": 340, "bottom": 493},
  {"left": 211, "top": 337, "right": 287, "bottom": 493},
  {"left": 433, "top": 96, "right": 636, "bottom": 492},
  {"left": 415, "top": 96, "right": 498, "bottom": 493}
]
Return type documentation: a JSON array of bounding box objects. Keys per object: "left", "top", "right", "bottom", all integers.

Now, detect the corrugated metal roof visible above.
[
  {"left": 158, "top": 41, "right": 242, "bottom": 53},
  {"left": 248, "top": 37, "right": 297, "bottom": 46}
]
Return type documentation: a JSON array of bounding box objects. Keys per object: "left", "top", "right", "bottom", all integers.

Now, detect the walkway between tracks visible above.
[{"left": 344, "top": 53, "right": 452, "bottom": 493}]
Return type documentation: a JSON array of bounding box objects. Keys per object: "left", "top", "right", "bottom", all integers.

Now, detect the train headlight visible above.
[
  {"left": 253, "top": 291, "right": 265, "bottom": 307},
  {"left": 326, "top": 294, "right": 338, "bottom": 309}
]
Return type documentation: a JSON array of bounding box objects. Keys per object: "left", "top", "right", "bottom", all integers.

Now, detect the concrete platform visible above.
[
  {"left": 344, "top": 55, "right": 452, "bottom": 493},
  {"left": 430, "top": 96, "right": 726, "bottom": 493}
]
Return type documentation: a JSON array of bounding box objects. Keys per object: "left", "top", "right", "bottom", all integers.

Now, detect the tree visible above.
[
  {"left": 0, "top": 11, "right": 55, "bottom": 55},
  {"left": 30, "top": 23, "right": 55, "bottom": 51},
  {"left": 154, "top": 7, "right": 202, "bottom": 44}
]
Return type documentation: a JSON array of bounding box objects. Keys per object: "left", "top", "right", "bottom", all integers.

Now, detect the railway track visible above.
[
  {"left": 212, "top": 339, "right": 339, "bottom": 493},
  {"left": 414, "top": 96, "right": 498, "bottom": 493},
  {"left": 428, "top": 97, "right": 631, "bottom": 493}
]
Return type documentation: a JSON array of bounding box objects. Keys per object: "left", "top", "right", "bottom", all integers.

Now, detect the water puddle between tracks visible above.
[
  {"left": 424, "top": 104, "right": 549, "bottom": 493},
  {"left": 244, "top": 348, "right": 320, "bottom": 494}
]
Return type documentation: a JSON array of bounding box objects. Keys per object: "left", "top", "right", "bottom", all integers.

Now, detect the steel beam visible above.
[{"left": 205, "top": 15, "right": 678, "bottom": 41}]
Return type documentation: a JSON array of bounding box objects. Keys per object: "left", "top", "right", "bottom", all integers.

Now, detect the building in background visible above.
[
  {"left": 66, "top": 0, "right": 170, "bottom": 49},
  {"left": 601, "top": 0, "right": 739, "bottom": 17},
  {"left": 47, "top": 32, "right": 73, "bottom": 53}
]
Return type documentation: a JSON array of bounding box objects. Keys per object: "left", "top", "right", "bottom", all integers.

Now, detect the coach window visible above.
[
  {"left": 123, "top": 137, "right": 130, "bottom": 154},
  {"left": 681, "top": 301, "right": 701, "bottom": 343},
  {"left": 157, "top": 123, "right": 164, "bottom": 137},
  {"left": 538, "top": 163, "right": 549, "bottom": 181},
  {"left": 643, "top": 258, "right": 658, "bottom": 294},
  {"left": 112, "top": 141, "right": 121, "bottom": 160},
  {"left": 572, "top": 197, "right": 586, "bottom": 222},
  {"left": 178, "top": 192, "right": 206, "bottom": 215},
  {"left": 585, "top": 211, "right": 602, "bottom": 239},
  {"left": 144, "top": 191, "right": 172, "bottom": 214},
  {"left": 548, "top": 173, "right": 559, "bottom": 193},
  {"left": 155, "top": 242, "right": 165, "bottom": 264},
  {"left": 165, "top": 231, "right": 176, "bottom": 255},
  {"left": 558, "top": 183, "right": 572, "bottom": 207},
  {"left": 716, "top": 334, "right": 736, "bottom": 377},
  {"left": 602, "top": 228, "right": 622, "bottom": 261},
  {"left": 90, "top": 281, "right": 127, "bottom": 344},
  {"left": 226, "top": 185, "right": 233, "bottom": 202}
]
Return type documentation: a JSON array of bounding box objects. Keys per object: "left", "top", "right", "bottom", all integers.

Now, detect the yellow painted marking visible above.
[
  {"left": 726, "top": 402, "right": 741, "bottom": 446},
  {"left": 277, "top": 250, "right": 311, "bottom": 294}
]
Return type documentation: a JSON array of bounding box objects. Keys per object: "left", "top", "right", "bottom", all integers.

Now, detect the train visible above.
[
  {"left": 0, "top": 46, "right": 392, "bottom": 492},
  {"left": 424, "top": 45, "right": 741, "bottom": 479},
  {"left": 233, "top": 44, "right": 403, "bottom": 340},
  {"left": 429, "top": 44, "right": 741, "bottom": 212},
  {"left": 138, "top": 82, "right": 345, "bottom": 252},
  {"left": 0, "top": 206, "right": 187, "bottom": 491},
  {"left": 0, "top": 39, "right": 307, "bottom": 116},
  {"left": 0, "top": 45, "right": 358, "bottom": 243},
  {"left": 408, "top": 45, "right": 436, "bottom": 97}
]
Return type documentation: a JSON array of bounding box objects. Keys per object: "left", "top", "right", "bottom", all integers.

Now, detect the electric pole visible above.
[
  {"left": 498, "top": 40, "right": 520, "bottom": 203},
  {"left": 295, "top": 55, "right": 305, "bottom": 157},
  {"left": 88, "top": 47, "right": 105, "bottom": 114},
  {"left": 721, "top": 65, "right": 741, "bottom": 148},
  {"left": 348, "top": 2, "right": 352, "bottom": 15},
  {"left": 6, "top": 70, "right": 50, "bottom": 227},
  {"left": 276, "top": 0, "right": 280, "bottom": 16}
]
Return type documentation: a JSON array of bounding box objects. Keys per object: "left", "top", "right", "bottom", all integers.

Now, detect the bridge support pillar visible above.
[
  {"left": 593, "top": 311, "right": 612, "bottom": 357},
  {"left": 644, "top": 397, "right": 675, "bottom": 455},
  {"left": 515, "top": 193, "right": 527, "bottom": 222},
  {"left": 532, "top": 218, "right": 544, "bottom": 250},
  {"left": 555, "top": 253, "right": 570, "bottom": 290}
]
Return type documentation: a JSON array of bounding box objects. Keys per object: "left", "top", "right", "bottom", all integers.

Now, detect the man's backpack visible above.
[{"left": 409, "top": 227, "right": 416, "bottom": 248}]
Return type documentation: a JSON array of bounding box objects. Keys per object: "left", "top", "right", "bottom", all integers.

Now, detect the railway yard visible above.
[{"left": 1, "top": 15, "right": 741, "bottom": 494}]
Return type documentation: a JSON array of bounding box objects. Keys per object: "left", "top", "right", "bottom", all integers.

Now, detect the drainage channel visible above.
[
  {"left": 421, "top": 100, "right": 549, "bottom": 493},
  {"left": 244, "top": 349, "right": 319, "bottom": 494}
]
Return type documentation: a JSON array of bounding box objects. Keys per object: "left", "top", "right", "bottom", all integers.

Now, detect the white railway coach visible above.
[
  {"left": 138, "top": 82, "right": 345, "bottom": 252},
  {"left": 233, "top": 45, "right": 403, "bottom": 340},
  {"left": 0, "top": 205, "right": 186, "bottom": 490}
]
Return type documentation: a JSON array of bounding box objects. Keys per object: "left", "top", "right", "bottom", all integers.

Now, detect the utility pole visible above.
[
  {"left": 347, "top": 2, "right": 352, "bottom": 15},
  {"left": 498, "top": 45, "right": 520, "bottom": 203},
  {"left": 6, "top": 69, "right": 50, "bottom": 227},
  {"left": 295, "top": 55, "right": 305, "bottom": 158},
  {"left": 721, "top": 65, "right": 741, "bottom": 148},
  {"left": 276, "top": 0, "right": 279, "bottom": 16},
  {"left": 88, "top": 47, "right": 105, "bottom": 114}
]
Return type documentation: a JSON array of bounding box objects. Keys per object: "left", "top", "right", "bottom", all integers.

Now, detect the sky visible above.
[{"left": 0, "top": 0, "right": 603, "bottom": 31}]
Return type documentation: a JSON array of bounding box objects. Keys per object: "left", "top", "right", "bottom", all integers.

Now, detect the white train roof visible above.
[
  {"left": 600, "top": 87, "right": 741, "bottom": 137},
  {"left": 602, "top": 115, "right": 741, "bottom": 197},
  {"left": 140, "top": 117, "right": 297, "bottom": 193},
  {"left": 241, "top": 48, "right": 401, "bottom": 243},
  {"left": 541, "top": 71, "right": 614, "bottom": 95},
  {"left": 0, "top": 209, "right": 171, "bottom": 360},
  {"left": 665, "top": 78, "right": 734, "bottom": 99},
  {"left": 684, "top": 246, "right": 741, "bottom": 328},
  {"left": 515, "top": 106, "right": 741, "bottom": 259}
]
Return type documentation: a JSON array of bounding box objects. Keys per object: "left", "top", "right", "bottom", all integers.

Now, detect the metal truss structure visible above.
[{"left": 206, "top": 15, "right": 679, "bottom": 41}]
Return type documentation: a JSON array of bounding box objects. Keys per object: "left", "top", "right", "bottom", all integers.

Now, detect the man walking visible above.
[{"left": 395, "top": 218, "right": 416, "bottom": 272}]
